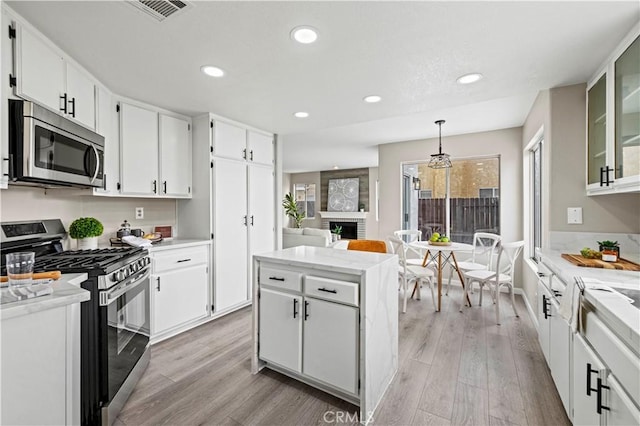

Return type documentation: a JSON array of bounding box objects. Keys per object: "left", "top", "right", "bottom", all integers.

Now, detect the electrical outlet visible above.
[{"left": 135, "top": 207, "right": 144, "bottom": 220}]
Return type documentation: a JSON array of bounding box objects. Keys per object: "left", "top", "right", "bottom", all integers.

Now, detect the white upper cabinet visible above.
[
  {"left": 213, "top": 121, "right": 274, "bottom": 165},
  {"left": 65, "top": 62, "right": 95, "bottom": 129},
  {"left": 247, "top": 130, "right": 274, "bottom": 165},
  {"left": 119, "top": 102, "right": 191, "bottom": 198},
  {"left": 93, "top": 87, "right": 118, "bottom": 195},
  {"left": 159, "top": 114, "right": 191, "bottom": 197},
  {"left": 119, "top": 103, "right": 159, "bottom": 196},
  {"left": 586, "top": 25, "right": 640, "bottom": 195},
  {"left": 14, "top": 23, "right": 96, "bottom": 130},
  {"left": 214, "top": 121, "right": 247, "bottom": 161}
]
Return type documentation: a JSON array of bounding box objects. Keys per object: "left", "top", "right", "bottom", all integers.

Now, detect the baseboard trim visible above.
[{"left": 517, "top": 288, "right": 539, "bottom": 330}]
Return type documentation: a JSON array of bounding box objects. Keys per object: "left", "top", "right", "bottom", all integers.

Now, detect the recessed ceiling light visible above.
[
  {"left": 291, "top": 26, "right": 318, "bottom": 44},
  {"left": 333, "top": 165, "right": 339, "bottom": 170},
  {"left": 294, "top": 111, "right": 309, "bottom": 118},
  {"left": 200, "top": 65, "right": 225, "bottom": 77},
  {"left": 456, "top": 73, "right": 483, "bottom": 84},
  {"left": 363, "top": 95, "right": 382, "bottom": 103}
]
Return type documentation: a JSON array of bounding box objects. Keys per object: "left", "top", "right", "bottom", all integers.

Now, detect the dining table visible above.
[{"left": 409, "top": 241, "right": 474, "bottom": 311}]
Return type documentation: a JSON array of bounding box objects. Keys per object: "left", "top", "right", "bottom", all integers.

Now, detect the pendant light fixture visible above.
[{"left": 428, "top": 119, "right": 452, "bottom": 169}]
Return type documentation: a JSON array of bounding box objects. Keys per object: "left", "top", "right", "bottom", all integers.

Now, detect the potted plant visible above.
[
  {"left": 282, "top": 192, "right": 306, "bottom": 228},
  {"left": 331, "top": 225, "right": 343, "bottom": 242},
  {"left": 597, "top": 240, "right": 620, "bottom": 262},
  {"left": 69, "top": 217, "right": 104, "bottom": 250},
  {"left": 358, "top": 203, "right": 365, "bottom": 212}
]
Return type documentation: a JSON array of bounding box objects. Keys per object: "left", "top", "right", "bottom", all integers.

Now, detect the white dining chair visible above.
[
  {"left": 446, "top": 232, "right": 501, "bottom": 295},
  {"left": 462, "top": 240, "right": 525, "bottom": 325},
  {"left": 388, "top": 236, "right": 436, "bottom": 313},
  {"left": 394, "top": 229, "right": 432, "bottom": 267}
]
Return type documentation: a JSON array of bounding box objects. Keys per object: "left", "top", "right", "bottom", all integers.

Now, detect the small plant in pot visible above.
[
  {"left": 69, "top": 217, "right": 104, "bottom": 250},
  {"left": 332, "top": 225, "right": 343, "bottom": 242},
  {"left": 597, "top": 240, "right": 620, "bottom": 262}
]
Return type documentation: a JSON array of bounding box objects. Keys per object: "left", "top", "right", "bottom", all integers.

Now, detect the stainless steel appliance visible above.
[
  {"left": 8, "top": 100, "right": 105, "bottom": 188},
  {"left": 1, "top": 219, "right": 150, "bottom": 426}
]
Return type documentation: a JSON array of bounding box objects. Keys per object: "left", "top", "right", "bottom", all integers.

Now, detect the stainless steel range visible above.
[{"left": 0, "top": 219, "right": 151, "bottom": 426}]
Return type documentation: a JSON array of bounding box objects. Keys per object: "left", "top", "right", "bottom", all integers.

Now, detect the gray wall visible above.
[
  {"left": 288, "top": 171, "right": 322, "bottom": 229},
  {"left": 0, "top": 186, "right": 176, "bottom": 248}
]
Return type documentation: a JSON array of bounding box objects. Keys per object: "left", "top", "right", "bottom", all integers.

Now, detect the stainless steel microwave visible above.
[{"left": 8, "top": 99, "right": 105, "bottom": 188}]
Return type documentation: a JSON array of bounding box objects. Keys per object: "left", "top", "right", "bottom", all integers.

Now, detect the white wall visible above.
[
  {"left": 0, "top": 186, "right": 176, "bottom": 248},
  {"left": 378, "top": 127, "right": 523, "bottom": 243}
]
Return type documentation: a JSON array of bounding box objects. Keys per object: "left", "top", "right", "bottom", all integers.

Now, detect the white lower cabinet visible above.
[
  {"left": 258, "top": 273, "right": 359, "bottom": 396},
  {"left": 259, "top": 288, "right": 302, "bottom": 372},
  {"left": 537, "top": 279, "right": 571, "bottom": 418},
  {"left": 303, "top": 297, "right": 358, "bottom": 395},
  {"left": 149, "top": 245, "right": 209, "bottom": 339},
  {"left": 573, "top": 333, "right": 640, "bottom": 425}
]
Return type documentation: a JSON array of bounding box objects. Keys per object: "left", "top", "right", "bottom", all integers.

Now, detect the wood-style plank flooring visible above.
[{"left": 117, "top": 286, "right": 571, "bottom": 426}]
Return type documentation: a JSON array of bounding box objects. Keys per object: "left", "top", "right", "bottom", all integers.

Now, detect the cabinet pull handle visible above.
[
  {"left": 304, "top": 301, "right": 309, "bottom": 320},
  {"left": 250, "top": 150, "right": 254, "bottom": 161},
  {"left": 268, "top": 276, "right": 285, "bottom": 281},
  {"left": 69, "top": 97, "right": 76, "bottom": 117},
  {"left": 293, "top": 299, "right": 298, "bottom": 318},
  {"left": 243, "top": 215, "right": 248, "bottom": 226},
  {"left": 163, "top": 181, "right": 167, "bottom": 194},
  {"left": 605, "top": 166, "right": 613, "bottom": 186},
  {"left": 156, "top": 277, "right": 161, "bottom": 291},
  {"left": 242, "top": 148, "right": 247, "bottom": 159},
  {"left": 250, "top": 215, "right": 254, "bottom": 226},
  {"left": 586, "top": 363, "right": 598, "bottom": 396},
  {"left": 596, "top": 378, "right": 610, "bottom": 414},
  {"left": 153, "top": 180, "right": 157, "bottom": 194},
  {"left": 60, "top": 93, "right": 68, "bottom": 113},
  {"left": 318, "top": 287, "right": 337, "bottom": 294},
  {"left": 177, "top": 258, "right": 191, "bottom": 263},
  {"left": 542, "top": 294, "right": 548, "bottom": 319}
]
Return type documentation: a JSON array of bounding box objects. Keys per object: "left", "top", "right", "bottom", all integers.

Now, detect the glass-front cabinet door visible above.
[
  {"left": 614, "top": 36, "right": 640, "bottom": 182},
  {"left": 587, "top": 75, "right": 607, "bottom": 186}
]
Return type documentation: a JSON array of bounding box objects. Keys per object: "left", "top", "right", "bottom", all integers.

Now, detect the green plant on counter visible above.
[
  {"left": 332, "top": 225, "right": 343, "bottom": 235},
  {"left": 597, "top": 240, "right": 619, "bottom": 249},
  {"left": 282, "top": 192, "right": 306, "bottom": 228},
  {"left": 69, "top": 217, "right": 104, "bottom": 239}
]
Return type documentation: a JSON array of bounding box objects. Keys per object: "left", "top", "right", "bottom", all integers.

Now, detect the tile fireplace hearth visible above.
[{"left": 319, "top": 211, "right": 366, "bottom": 240}]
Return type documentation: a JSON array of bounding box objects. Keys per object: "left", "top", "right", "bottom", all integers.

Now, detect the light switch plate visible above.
[{"left": 567, "top": 207, "right": 582, "bottom": 224}]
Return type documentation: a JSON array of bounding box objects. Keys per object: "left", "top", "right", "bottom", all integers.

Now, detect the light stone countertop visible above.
[
  {"left": 146, "top": 238, "right": 211, "bottom": 252},
  {"left": 254, "top": 246, "right": 396, "bottom": 275},
  {"left": 539, "top": 249, "right": 640, "bottom": 351},
  {"left": 0, "top": 273, "right": 90, "bottom": 321}
]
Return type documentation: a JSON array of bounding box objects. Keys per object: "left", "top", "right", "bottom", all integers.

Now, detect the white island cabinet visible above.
[{"left": 252, "top": 246, "right": 398, "bottom": 424}]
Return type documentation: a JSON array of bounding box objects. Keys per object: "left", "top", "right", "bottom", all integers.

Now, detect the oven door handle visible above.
[{"left": 100, "top": 269, "right": 150, "bottom": 306}]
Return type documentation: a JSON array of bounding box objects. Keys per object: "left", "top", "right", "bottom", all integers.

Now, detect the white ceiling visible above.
[{"left": 6, "top": 1, "right": 639, "bottom": 173}]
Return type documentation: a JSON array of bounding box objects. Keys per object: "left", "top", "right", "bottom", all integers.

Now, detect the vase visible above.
[{"left": 77, "top": 237, "right": 98, "bottom": 250}]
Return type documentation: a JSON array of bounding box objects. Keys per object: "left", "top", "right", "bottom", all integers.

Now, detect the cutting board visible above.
[{"left": 561, "top": 254, "right": 640, "bottom": 271}]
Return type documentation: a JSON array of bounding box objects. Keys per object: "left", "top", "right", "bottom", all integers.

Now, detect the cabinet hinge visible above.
[
  {"left": 8, "top": 25, "right": 15, "bottom": 39},
  {"left": 210, "top": 121, "right": 214, "bottom": 129},
  {"left": 116, "top": 104, "right": 120, "bottom": 113},
  {"left": 9, "top": 74, "right": 16, "bottom": 87}
]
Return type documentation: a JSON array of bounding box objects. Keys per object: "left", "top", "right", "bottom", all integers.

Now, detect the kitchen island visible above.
[
  {"left": 1, "top": 273, "right": 90, "bottom": 425},
  {"left": 251, "top": 246, "right": 398, "bottom": 424}
]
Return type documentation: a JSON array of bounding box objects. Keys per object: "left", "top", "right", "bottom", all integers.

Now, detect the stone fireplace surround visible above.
[{"left": 319, "top": 211, "right": 366, "bottom": 240}]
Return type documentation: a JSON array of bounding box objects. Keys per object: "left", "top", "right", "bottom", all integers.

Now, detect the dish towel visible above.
[
  {"left": 559, "top": 277, "right": 634, "bottom": 332},
  {"left": 121, "top": 235, "right": 153, "bottom": 248}
]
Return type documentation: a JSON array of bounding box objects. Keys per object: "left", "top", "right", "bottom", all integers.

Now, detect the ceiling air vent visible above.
[{"left": 127, "top": 0, "right": 192, "bottom": 22}]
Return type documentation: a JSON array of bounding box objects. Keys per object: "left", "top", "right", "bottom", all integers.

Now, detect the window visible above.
[
  {"left": 293, "top": 183, "right": 316, "bottom": 218},
  {"left": 403, "top": 156, "right": 500, "bottom": 243},
  {"left": 530, "top": 140, "right": 543, "bottom": 260}
]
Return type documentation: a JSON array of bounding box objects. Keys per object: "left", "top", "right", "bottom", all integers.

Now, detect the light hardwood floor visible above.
[{"left": 117, "top": 286, "right": 571, "bottom": 426}]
